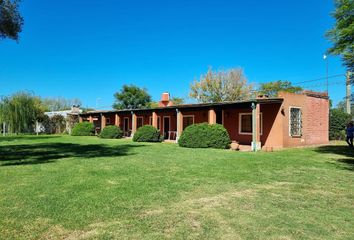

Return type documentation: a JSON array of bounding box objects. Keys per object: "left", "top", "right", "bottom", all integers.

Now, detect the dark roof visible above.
[{"left": 79, "top": 98, "right": 283, "bottom": 116}]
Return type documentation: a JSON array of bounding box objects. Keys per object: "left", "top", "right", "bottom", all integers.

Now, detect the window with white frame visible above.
[
  {"left": 239, "top": 113, "right": 262, "bottom": 135},
  {"left": 289, "top": 107, "right": 302, "bottom": 136},
  {"left": 183, "top": 115, "right": 194, "bottom": 130}
]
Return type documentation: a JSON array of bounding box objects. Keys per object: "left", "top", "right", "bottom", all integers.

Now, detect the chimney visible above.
[
  {"left": 158, "top": 92, "right": 173, "bottom": 107},
  {"left": 161, "top": 92, "right": 170, "bottom": 102}
]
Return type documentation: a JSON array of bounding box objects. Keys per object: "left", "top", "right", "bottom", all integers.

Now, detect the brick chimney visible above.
[{"left": 158, "top": 92, "right": 174, "bottom": 107}]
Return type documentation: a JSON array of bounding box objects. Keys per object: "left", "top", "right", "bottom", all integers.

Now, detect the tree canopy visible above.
[
  {"left": 258, "top": 80, "right": 303, "bottom": 97},
  {"left": 113, "top": 84, "right": 152, "bottom": 109},
  {"left": 0, "top": 0, "right": 23, "bottom": 41},
  {"left": 170, "top": 97, "right": 184, "bottom": 105},
  {"left": 189, "top": 67, "right": 253, "bottom": 103},
  {"left": 326, "top": 0, "right": 354, "bottom": 72},
  {"left": 41, "top": 97, "right": 82, "bottom": 111},
  {"left": 0, "top": 91, "right": 42, "bottom": 133}
]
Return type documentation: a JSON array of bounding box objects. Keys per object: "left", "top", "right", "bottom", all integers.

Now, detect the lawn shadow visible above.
[
  {"left": 315, "top": 145, "right": 354, "bottom": 171},
  {"left": 0, "top": 135, "right": 61, "bottom": 142},
  {"left": 0, "top": 142, "right": 146, "bottom": 166}
]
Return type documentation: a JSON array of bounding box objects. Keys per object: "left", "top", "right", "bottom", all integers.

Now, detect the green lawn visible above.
[{"left": 0, "top": 135, "right": 353, "bottom": 240}]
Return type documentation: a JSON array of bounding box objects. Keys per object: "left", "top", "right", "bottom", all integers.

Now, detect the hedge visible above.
[
  {"left": 178, "top": 123, "right": 231, "bottom": 149},
  {"left": 132, "top": 125, "right": 162, "bottom": 142},
  {"left": 99, "top": 125, "right": 123, "bottom": 139},
  {"left": 71, "top": 122, "right": 95, "bottom": 136}
]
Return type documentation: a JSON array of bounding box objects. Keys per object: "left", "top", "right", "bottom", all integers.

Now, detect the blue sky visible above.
[{"left": 0, "top": 0, "right": 348, "bottom": 109}]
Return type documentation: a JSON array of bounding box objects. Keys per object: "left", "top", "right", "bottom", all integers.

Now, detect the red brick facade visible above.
[{"left": 80, "top": 91, "right": 329, "bottom": 150}]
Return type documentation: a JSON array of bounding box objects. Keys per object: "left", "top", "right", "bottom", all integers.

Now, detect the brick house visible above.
[{"left": 79, "top": 91, "right": 329, "bottom": 151}]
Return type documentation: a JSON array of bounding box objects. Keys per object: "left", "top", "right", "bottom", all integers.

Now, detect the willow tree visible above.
[
  {"left": 0, "top": 91, "right": 42, "bottom": 134},
  {"left": 190, "top": 67, "right": 253, "bottom": 103}
]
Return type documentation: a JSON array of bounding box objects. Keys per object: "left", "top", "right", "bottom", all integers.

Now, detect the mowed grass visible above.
[{"left": 0, "top": 135, "right": 353, "bottom": 240}]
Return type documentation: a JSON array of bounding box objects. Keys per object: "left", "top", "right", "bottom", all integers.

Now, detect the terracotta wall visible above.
[
  {"left": 223, "top": 105, "right": 281, "bottom": 146},
  {"left": 304, "top": 95, "right": 329, "bottom": 145},
  {"left": 156, "top": 111, "right": 177, "bottom": 134},
  {"left": 105, "top": 113, "right": 115, "bottom": 126},
  {"left": 260, "top": 103, "right": 283, "bottom": 150},
  {"left": 84, "top": 92, "right": 329, "bottom": 149},
  {"left": 279, "top": 92, "right": 329, "bottom": 147},
  {"left": 180, "top": 110, "right": 209, "bottom": 125},
  {"left": 118, "top": 114, "right": 132, "bottom": 130},
  {"left": 135, "top": 113, "right": 152, "bottom": 126}
]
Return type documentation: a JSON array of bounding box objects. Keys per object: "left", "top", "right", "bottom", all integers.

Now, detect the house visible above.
[
  {"left": 79, "top": 92, "right": 329, "bottom": 151},
  {"left": 37, "top": 106, "right": 82, "bottom": 134}
]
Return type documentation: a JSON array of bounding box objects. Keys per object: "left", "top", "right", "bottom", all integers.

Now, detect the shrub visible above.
[
  {"left": 71, "top": 122, "right": 95, "bottom": 136},
  {"left": 329, "top": 109, "right": 352, "bottom": 140},
  {"left": 132, "top": 125, "right": 162, "bottom": 142},
  {"left": 99, "top": 125, "right": 123, "bottom": 139},
  {"left": 178, "top": 123, "right": 231, "bottom": 149}
]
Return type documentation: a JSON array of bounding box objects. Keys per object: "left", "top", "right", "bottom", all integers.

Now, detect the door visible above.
[
  {"left": 124, "top": 117, "right": 129, "bottom": 134},
  {"left": 163, "top": 117, "right": 170, "bottom": 139},
  {"left": 216, "top": 110, "right": 223, "bottom": 124}
]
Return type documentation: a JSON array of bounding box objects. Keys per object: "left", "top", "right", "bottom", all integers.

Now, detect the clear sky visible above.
[{"left": 0, "top": 0, "right": 348, "bottom": 109}]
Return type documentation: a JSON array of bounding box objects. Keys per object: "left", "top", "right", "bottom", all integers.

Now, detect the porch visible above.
[{"left": 79, "top": 99, "right": 283, "bottom": 151}]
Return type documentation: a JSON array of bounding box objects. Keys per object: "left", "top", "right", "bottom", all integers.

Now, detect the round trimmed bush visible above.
[
  {"left": 132, "top": 125, "right": 162, "bottom": 142},
  {"left": 71, "top": 122, "right": 95, "bottom": 136},
  {"left": 99, "top": 125, "right": 123, "bottom": 139},
  {"left": 178, "top": 123, "right": 231, "bottom": 149}
]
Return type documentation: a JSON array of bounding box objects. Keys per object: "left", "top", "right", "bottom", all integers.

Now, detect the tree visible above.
[
  {"left": 41, "top": 97, "right": 82, "bottom": 111},
  {"left": 190, "top": 67, "right": 253, "bottom": 103},
  {"left": 0, "top": 91, "right": 43, "bottom": 134},
  {"left": 329, "top": 108, "right": 352, "bottom": 140},
  {"left": 326, "top": 0, "right": 354, "bottom": 72},
  {"left": 171, "top": 97, "right": 184, "bottom": 105},
  {"left": 258, "top": 80, "right": 303, "bottom": 97},
  {"left": 335, "top": 99, "right": 354, "bottom": 113},
  {"left": 0, "top": 0, "right": 24, "bottom": 41},
  {"left": 113, "top": 84, "right": 152, "bottom": 109}
]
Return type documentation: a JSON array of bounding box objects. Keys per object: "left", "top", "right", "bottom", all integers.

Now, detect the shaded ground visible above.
[
  {"left": 315, "top": 145, "right": 354, "bottom": 171},
  {"left": 0, "top": 135, "right": 353, "bottom": 240}
]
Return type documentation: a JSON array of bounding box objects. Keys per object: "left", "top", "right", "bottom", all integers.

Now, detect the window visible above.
[
  {"left": 183, "top": 115, "right": 194, "bottom": 130},
  {"left": 289, "top": 107, "right": 302, "bottom": 136},
  {"left": 106, "top": 118, "right": 110, "bottom": 125},
  {"left": 137, "top": 117, "right": 143, "bottom": 128},
  {"left": 239, "top": 113, "right": 262, "bottom": 135}
]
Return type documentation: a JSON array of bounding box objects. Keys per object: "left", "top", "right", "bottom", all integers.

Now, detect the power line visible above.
[{"left": 292, "top": 73, "right": 346, "bottom": 85}]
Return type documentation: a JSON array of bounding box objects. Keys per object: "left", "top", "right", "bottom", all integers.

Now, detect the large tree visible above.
[
  {"left": 0, "top": 0, "right": 23, "bottom": 41},
  {"left": 326, "top": 0, "right": 354, "bottom": 72},
  {"left": 0, "top": 91, "right": 43, "bottom": 134},
  {"left": 113, "top": 84, "right": 152, "bottom": 109},
  {"left": 189, "top": 67, "right": 253, "bottom": 103},
  {"left": 258, "top": 80, "right": 303, "bottom": 97}
]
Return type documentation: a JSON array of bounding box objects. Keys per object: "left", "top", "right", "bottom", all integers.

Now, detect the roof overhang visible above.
[{"left": 79, "top": 98, "right": 284, "bottom": 116}]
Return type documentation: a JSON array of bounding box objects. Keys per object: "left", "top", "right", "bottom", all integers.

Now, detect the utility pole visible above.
[{"left": 346, "top": 71, "right": 352, "bottom": 115}]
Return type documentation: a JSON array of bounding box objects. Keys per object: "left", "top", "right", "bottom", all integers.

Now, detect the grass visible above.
[{"left": 0, "top": 135, "right": 353, "bottom": 240}]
